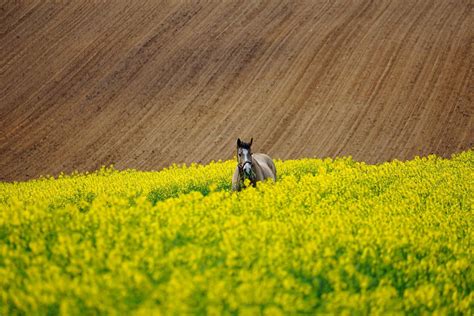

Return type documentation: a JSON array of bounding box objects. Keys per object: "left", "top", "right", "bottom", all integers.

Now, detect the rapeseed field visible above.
[{"left": 0, "top": 151, "right": 472, "bottom": 315}]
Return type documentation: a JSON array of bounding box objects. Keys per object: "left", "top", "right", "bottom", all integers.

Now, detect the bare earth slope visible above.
[{"left": 1, "top": 1, "right": 472, "bottom": 181}]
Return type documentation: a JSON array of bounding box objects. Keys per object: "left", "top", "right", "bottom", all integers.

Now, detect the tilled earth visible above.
[{"left": 1, "top": 0, "right": 472, "bottom": 181}]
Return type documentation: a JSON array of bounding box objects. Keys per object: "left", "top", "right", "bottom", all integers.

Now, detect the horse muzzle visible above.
[{"left": 242, "top": 161, "right": 252, "bottom": 175}]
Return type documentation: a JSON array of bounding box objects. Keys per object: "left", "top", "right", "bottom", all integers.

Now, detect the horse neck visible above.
[{"left": 251, "top": 158, "right": 263, "bottom": 179}]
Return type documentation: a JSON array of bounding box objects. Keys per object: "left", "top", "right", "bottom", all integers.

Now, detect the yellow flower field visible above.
[{"left": 0, "top": 151, "right": 473, "bottom": 315}]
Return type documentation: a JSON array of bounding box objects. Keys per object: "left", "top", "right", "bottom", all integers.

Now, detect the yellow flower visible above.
[{"left": 0, "top": 150, "right": 471, "bottom": 314}]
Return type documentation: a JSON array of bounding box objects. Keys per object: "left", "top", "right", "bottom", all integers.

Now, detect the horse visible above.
[{"left": 232, "top": 138, "right": 277, "bottom": 191}]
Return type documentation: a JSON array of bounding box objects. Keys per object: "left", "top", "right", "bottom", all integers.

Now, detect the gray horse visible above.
[{"left": 232, "top": 138, "right": 277, "bottom": 191}]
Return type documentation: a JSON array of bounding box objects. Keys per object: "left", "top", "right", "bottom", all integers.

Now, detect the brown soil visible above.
[{"left": 1, "top": 1, "right": 473, "bottom": 181}]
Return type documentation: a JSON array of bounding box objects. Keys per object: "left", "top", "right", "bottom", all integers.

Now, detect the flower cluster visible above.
[{"left": 0, "top": 151, "right": 472, "bottom": 315}]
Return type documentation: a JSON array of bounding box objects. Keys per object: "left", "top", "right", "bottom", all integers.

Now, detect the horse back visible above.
[{"left": 253, "top": 153, "right": 276, "bottom": 180}]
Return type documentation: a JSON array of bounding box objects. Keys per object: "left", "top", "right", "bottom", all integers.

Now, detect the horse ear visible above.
[
  {"left": 237, "top": 138, "right": 241, "bottom": 147},
  {"left": 250, "top": 138, "right": 253, "bottom": 146}
]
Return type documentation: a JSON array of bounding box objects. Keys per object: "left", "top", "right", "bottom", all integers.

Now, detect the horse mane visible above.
[{"left": 239, "top": 142, "right": 252, "bottom": 150}]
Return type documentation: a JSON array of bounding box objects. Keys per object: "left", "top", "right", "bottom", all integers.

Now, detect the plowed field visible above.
[{"left": 1, "top": 1, "right": 472, "bottom": 181}]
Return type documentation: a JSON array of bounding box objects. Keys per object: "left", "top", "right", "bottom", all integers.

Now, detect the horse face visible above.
[{"left": 237, "top": 138, "right": 253, "bottom": 176}]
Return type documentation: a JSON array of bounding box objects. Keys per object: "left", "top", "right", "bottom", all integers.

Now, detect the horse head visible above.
[{"left": 237, "top": 138, "right": 255, "bottom": 180}]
